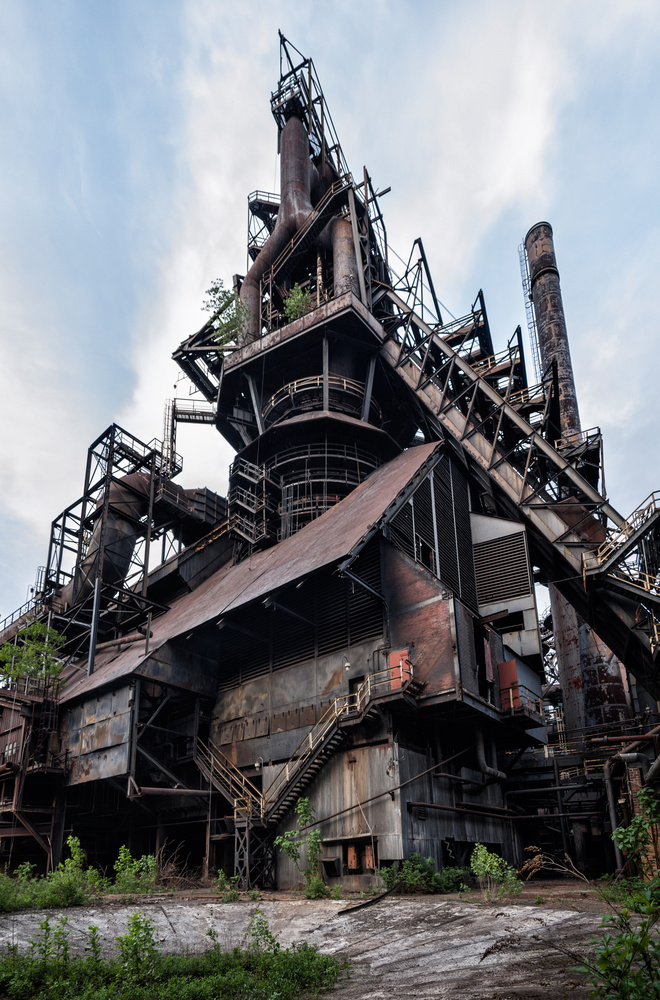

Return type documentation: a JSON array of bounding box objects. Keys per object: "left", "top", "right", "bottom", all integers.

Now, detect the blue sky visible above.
[{"left": 1, "top": 0, "right": 659, "bottom": 618}]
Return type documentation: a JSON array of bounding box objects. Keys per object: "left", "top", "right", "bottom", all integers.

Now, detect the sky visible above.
[{"left": 1, "top": 0, "right": 659, "bottom": 618}]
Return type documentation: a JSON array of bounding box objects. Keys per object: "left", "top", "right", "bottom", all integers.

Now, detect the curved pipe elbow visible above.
[
  {"left": 240, "top": 116, "right": 314, "bottom": 341},
  {"left": 475, "top": 726, "right": 506, "bottom": 781}
]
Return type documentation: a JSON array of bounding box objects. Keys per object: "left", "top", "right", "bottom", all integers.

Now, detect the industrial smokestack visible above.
[
  {"left": 524, "top": 222, "right": 580, "bottom": 437},
  {"left": 524, "top": 222, "right": 629, "bottom": 733}
]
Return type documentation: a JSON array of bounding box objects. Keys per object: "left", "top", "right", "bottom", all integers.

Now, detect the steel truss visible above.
[{"left": 376, "top": 288, "right": 660, "bottom": 690}]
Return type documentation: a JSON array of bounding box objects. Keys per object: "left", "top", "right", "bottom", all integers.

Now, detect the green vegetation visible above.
[
  {"left": 582, "top": 886, "right": 660, "bottom": 1000},
  {"left": 612, "top": 786, "right": 660, "bottom": 878},
  {"left": 469, "top": 843, "right": 522, "bottom": 900},
  {"left": 0, "top": 837, "right": 160, "bottom": 913},
  {"left": 202, "top": 278, "right": 249, "bottom": 350},
  {"left": 283, "top": 282, "right": 311, "bottom": 323},
  {"left": 597, "top": 875, "right": 652, "bottom": 913},
  {"left": 380, "top": 853, "right": 468, "bottom": 895},
  {"left": 580, "top": 789, "right": 660, "bottom": 998},
  {"left": 215, "top": 870, "right": 241, "bottom": 902},
  {"left": 0, "top": 622, "right": 65, "bottom": 681},
  {"left": 0, "top": 909, "right": 344, "bottom": 1000},
  {"left": 112, "top": 844, "right": 158, "bottom": 896},
  {"left": 274, "top": 797, "right": 328, "bottom": 899}
]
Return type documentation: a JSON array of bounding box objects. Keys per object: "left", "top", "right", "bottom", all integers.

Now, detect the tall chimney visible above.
[{"left": 524, "top": 222, "right": 629, "bottom": 733}]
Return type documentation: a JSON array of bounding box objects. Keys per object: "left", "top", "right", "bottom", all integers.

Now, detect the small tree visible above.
[
  {"left": 613, "top": 786, "right": 660, "bottom": 879},
  {"left": 469, "top": 843, "right": 522, "bottom": 900},
  {"left": 283, "top": 283, "right": 311, "bottom": 323},
  {"left": 0, "top": 622, "right": 65, "bottom": 682},
  {"left": 203, "top": 278, "right": 249, "bottom": 350},
  {"left": 274, "top": 797, "right": 327, "bottom": 898}
]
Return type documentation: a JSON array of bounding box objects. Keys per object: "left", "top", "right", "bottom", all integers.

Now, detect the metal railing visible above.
[
  {"left": 262, "top": 374, "right": 381, "bottom": 423},
  {"left": 586, "top": 491, "right": 660, "bottom": 571},
  {"left": 195, "top": 738, "right": 263, "bottom": 819},
  {"left": 198, "top": 659, "right": 413, "bottom": 822},
  {"left": 500, "top": 681, "right": 544, "bottom": 720},
  {"left": 263, "top": 659, "right": 412, "bottom": 816}
]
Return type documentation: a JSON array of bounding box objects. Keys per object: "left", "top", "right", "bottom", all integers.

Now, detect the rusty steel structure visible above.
[{"left": 0, "top": 35, "right": 659, "bottom": 884}]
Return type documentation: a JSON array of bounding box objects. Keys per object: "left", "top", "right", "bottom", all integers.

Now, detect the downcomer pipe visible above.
[
  {"left": 240, "top": 116, "right": 314, "bottom": 342},
  {"left": 475, "top": 726, "right": 506, "bottom": 781}
]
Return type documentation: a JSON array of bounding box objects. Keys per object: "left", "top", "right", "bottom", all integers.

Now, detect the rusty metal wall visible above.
[{"left": 64, "top": 685, "right": 132, "bottom": 785}]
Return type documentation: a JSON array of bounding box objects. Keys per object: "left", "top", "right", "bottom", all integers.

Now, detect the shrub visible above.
[
  {"left": 113, "top": 844, "right": 158, "bottom": 894},
  {"left": 274, "top": 797, "right": 328, "bottom": 897},
  {"left": 283, "top": 283, "right": 311, "bottom": 323},
  {"left": 469, "top": 843, "right": 522, "bottom": 900},
  {"left": 380, "top": 853, "right": 468, "bottom": 895},
  {"left": 203, "top": 278, "right": 249, "bottom": 349},
  {"left": 582, "top": 886, "right": 660, "bottom": 999}
]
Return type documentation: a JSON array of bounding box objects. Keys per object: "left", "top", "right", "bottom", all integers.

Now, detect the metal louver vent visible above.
[{"left": 473, "top": 532, "right": 531, "bottom": 606}]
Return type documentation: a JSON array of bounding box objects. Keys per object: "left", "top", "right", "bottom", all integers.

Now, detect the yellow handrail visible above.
[{"left": 198, "top": 660, "right": 413, "bottom": 822}]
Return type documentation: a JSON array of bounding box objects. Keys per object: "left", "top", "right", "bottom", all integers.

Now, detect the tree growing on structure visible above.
[
  {"left": 283, "top": 282, "right": 311, "bottom": 323},
  {"left": 202, "top": 278, "right": 249, "bottom": 350},
  {"left": 274, "top": 797, "right": 327, "bottom": 898},
  {"left": 0, "top": 622, "right": 65, "bottom": 682}
]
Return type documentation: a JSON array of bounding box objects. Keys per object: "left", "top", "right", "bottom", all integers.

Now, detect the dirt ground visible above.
[{"left": 0, "top": 880, "right": 608, "bottom": 999}]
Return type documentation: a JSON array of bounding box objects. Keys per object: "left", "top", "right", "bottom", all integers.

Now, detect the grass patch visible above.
[
  {"left": 0, "top": 837, "right": 160, "bottom": 913},
  {"left": 0, "top": 910, "right": 344, "bottom": 999}
]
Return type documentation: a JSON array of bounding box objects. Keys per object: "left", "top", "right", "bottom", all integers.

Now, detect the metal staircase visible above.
[{"left": 193, "top": 657, "right": 415, "bottom": 884}]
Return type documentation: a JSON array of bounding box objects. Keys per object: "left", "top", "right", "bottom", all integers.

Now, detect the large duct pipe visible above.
[
  {"left": 240, "top": 116, "right": 314, "bottom": 342},
  {"left": 331, "top": 217, "right": 358, "bottom": 297},
  {"left": 524, "top": 222, "right": 580, "bottom": 436},
  {"left": 61, "top": 472, "right": 151, "bottom": 608}
]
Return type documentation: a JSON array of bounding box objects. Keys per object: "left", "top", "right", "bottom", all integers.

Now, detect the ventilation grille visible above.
[
  {"left": 473, "top": 532, "right": 531, "bottom": 606},
  {"left": 388, "top": 456, "right": 478, "bottom": 612},
  {"left": 217, "top": 539, "right": 383, "bottom": 690}
]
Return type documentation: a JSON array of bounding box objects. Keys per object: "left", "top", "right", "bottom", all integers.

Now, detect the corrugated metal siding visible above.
[
  {"left": 473, "top": 532, "right": 531, "bottom": 606},
  {"left": 217, "top": 541, "right": 383, "bottom": 691},
  {"left": 388, "top": 456, "right": 478, "bottom": 612}
]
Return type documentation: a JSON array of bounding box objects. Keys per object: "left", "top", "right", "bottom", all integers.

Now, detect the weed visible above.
[
  {"left": 246, "top": 909, "right": 280, "bottom": 953},
  {"left": 221, "top": 889, "right": 240, "bottom": 903},
  {"left": 115, "top": 912, "right": 159, "bottom": 983},
  {"left": 0, "top": 908, "right": 344, "bottom": 999},
  {"left": 470, "top": 844, "right": 522, "bottom": 901},
  {"left": 380, "top": 854, "right": 468, "bottom": 895},
  {"left": 113, "top": 844, "right": 158, "bottom": 894},
  {"left": 248, "top": 888, "right": 260, "bottom": 901},
  {"left": 275, "top": 797, "right": 329, "bottom": 897},
  {"left": 330, "top": 885, "right": 342, "bottom": 900},
  {"left": 534, "top": 894, "right": 546, "bottom": 905}
]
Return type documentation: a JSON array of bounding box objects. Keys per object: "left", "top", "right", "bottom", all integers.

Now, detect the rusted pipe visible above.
[
  {"left": 475, "top": 726, "right": 506, "bottom": 780},
  {"left": 94, "top": 630, "right": 153, "bottom": 652},
  {"left": 240, "top": 116, "right": 314, "bottom": 341},
  {"left": 331, "top": 217, "right": 358, "bottom": 296}
]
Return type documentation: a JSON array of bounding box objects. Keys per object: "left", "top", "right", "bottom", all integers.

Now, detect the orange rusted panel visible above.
[{"left": 389, "top": 649, "right": 411, "bottom": 690}]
